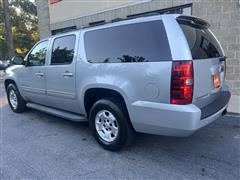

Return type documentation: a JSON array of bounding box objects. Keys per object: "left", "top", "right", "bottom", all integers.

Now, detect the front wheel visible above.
[
  {"left": 7, "top": 83, "right": 27, "bottom": 113},
  {"left": 89, "top": 98, "right": 134, "bottom": 151}
]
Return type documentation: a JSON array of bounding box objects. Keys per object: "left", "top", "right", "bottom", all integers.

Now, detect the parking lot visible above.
[{"left": 0, "top": 79, "right": 240, "bottom": 180}]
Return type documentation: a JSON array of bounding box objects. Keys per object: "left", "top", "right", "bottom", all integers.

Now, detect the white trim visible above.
[{"left": 50, "top": 0, "right": 153, "bottom": 25}]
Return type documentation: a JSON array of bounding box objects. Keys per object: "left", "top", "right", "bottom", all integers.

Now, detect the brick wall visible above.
[
  {"left": 190, "top": 0, "right": 240, "bottom": 113},
  {"left": 37, "top": 0, "right": 240, "bottom": 113}
]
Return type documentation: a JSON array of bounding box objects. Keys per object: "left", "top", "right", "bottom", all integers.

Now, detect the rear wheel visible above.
[
  {"left": 89, "top": 98, "right": 134, "bottom": 151},
  {"left": 7, "top": 83, "right": 27, "bottom": 113}
]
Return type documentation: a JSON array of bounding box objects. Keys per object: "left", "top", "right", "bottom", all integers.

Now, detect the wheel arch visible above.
[
  {"left": 83, "top": 87, "right": 135, "bottom": 132},
  {"left": 84, "top": 87, "right": 128, "bottom": 116},
  {"left": 4, "top": 79, "right": 16, "bottom": 92}
]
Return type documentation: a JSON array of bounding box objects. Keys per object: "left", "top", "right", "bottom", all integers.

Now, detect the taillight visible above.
[{"left": 171, "top": 60, "right": 194, "bottom": 105}]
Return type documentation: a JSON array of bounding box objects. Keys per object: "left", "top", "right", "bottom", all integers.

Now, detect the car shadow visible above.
[{"left": 2, "top": 102, "right": 239, "bottom": 158}]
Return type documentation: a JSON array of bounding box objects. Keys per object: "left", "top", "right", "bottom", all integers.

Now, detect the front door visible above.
[
  {"left": 19, "top": 40, "right": 49, "bottom": 105},
  {"left": 46, "top": 34, "right": 80, "bottom": 113}
]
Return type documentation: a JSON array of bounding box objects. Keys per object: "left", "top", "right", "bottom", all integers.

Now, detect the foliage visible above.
[
  {"left": 0, "top": 2, "right": 7, "bottom": 59},
  {"left": 0, "top": 0, "right": 39, "bottom": 59}
]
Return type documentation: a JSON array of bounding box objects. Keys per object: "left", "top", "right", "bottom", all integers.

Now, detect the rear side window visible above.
[
  {"left": 84, "top": 21, "right": 171, "bottom": 63},
  {"left": 178, "top": 21, "right": 223, "bottom": 59},
  {"left": 51, "top": 35, "right": 76, "bottom": 65}
]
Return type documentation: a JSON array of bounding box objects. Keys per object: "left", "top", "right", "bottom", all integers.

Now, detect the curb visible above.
[{"left": 226, "top": 112, "right": 240, "bottom": 118}]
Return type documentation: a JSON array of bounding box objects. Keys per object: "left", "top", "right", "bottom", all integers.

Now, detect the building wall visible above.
[
  {"left": 49, "top": 0, "right": 148, "bottom": 24},
  {"left": 35, "top": 0, "right": 51, "bottom": 39},
  {"left": 190, "top": 0, "right": 240, "bottom": 113},
  {"left": 36, "top": 0, "right": 240, "bottom": 113}
]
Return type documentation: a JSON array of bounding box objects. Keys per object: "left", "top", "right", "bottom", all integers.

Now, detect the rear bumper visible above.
[
  {"left": 129, "top": 90, "right": 231, "bottom": 137},
  {"left": 200, "top": 91, "right": 231, "bottom": 119}
]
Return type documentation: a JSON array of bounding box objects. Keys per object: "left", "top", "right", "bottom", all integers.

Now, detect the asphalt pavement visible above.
[{"left": 0, "top": 80, "right": 240, "bottom": 180}]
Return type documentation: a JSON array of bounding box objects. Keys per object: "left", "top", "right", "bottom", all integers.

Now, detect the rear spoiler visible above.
[{"left": 176, "top": 15, "right": 210, "bottom": 29}]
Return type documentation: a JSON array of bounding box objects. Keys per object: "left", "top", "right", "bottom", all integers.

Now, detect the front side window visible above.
[
  {"left": 84, "top": 20, "right": 171, "bottom": 63},
  {"left": 51, "top": 35, "right": 76, "bottom": 65},
  {"left": 27, "top": 41, "right": 48, "bottom": 66}
]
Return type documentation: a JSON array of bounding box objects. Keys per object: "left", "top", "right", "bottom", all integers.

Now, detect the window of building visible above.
[
  {"left": 51, "top": 35, "right": 76, "bottom": 65},
  {"left": 84, "top": 20, "right": 171, "bottom": 63}
]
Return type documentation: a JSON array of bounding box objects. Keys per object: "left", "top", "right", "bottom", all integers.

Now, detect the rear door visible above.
[
  {"left": 177, "top": 16, "right": 226, "bottom": 107},
  {"left": 46, "top": 34, "right": 80, "bottom": 113}
]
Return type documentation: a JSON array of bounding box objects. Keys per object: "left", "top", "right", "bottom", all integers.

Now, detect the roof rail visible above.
[
  {"left": 127, "top": 12, "right": 162, "bottom": 19},
  {"left": 111, "top": 18, "right": 125, "bottom": 23},
  {"left": 52, "top": 26, "right": 77, "bottom": 35},
  {"left": 88, "top": 20, "right": 106, "bottom": 27}
]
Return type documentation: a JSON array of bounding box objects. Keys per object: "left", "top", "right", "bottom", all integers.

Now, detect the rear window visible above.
[
  {"left": 178, "top": 21, "right": 224, "bottom": 59},
  {"left": 84, "top": 20, "right": 171, "bottom": 63}
]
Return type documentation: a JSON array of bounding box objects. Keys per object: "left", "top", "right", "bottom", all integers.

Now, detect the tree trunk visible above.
[{"left": 3, "top": 0, "right": 14, "bottom": 59}]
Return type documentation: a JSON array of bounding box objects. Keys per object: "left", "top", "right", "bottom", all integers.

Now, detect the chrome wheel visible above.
[
  {"left": 95, "top": 110, "right": 119, "bottom": 143},
  {"left": 9, "top": 89, "right": 18, "bottom": 109}
]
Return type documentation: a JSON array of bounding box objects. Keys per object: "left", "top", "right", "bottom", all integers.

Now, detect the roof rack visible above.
[
  {"left": 88, "top": 20, "right": 106, "bottom": 27},
  {"left": 111, "top": 18, "right": 125, "bottom": 23},
  {"left": 127, "top": 12, "right": 162, "bottom": 19},
  {"left": 52, "top": 26, "right": 77, "bottom": 35}
]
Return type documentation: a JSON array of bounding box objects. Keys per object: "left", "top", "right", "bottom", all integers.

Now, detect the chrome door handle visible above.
[
  {"left": 35, "top": 72, "right": 44, "bottom": 77},
  {"left": 62, "top": 72, "right": 73, "bottom": 77}
]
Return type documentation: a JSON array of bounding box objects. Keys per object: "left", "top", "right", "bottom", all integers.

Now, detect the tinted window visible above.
[
  {"left": 27, "top": 41, "right": 48, "bottom": 66},
  {"left": 178, "top": 21, "right": 223, "bottom": 59},
  {"left": 51, "top": 35, "right": 76, "bottom": 65},
  {"left": 84, "top": 21, "right": 171, "bottom": 63}
]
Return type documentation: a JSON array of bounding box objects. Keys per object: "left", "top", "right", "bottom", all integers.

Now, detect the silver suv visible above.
[{"left": 4, "top": 14, "right": 231, "bottom": 150}]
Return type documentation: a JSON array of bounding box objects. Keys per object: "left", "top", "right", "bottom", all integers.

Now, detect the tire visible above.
[
  {"left": 7, "top": 83, "right": 27, "bottom": 113},
  {"left": 89, "top": 97, "right": 134, "bottom": 151}
]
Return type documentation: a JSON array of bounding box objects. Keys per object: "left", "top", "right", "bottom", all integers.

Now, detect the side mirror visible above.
[{"left": 11, "top": 56, "right": 24, "bottom": 65}]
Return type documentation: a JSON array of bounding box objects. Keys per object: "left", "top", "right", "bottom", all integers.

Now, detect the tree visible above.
[
  {"left": 11, "top": 0, "right": 39, "bottom": 56},
  {"left": 3, "top": 0, "right": 14, "bottom": 59},
  {"left": 0, "top": 0, "right": 39, "bottom": 59},
  {"left": 0, "top": 1, "right": 6, "bottom": 59}
]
